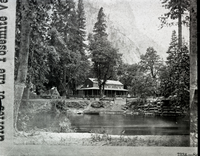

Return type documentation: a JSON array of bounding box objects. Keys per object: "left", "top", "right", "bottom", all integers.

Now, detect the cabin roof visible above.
[
  {"left": 78, "top": 87, "right": 128, "bottom": 91},
  {"left": 88, "top": 78, "right": 123, "bottom": 85}
]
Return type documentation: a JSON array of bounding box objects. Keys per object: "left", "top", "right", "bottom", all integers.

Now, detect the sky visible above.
[
  {"left": 97, "top": 0, "right": 190, "bottom": 50},
  {"left": 84, "top": 0, "right": 190, "bottom": 56},
  {"left": 129, "top": 0, "right": 190, "bottom": 50}
]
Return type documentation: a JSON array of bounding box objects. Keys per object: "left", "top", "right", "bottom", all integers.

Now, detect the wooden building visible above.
[{"left": 76, "top": 78, "right": 128, "bottom": 98}]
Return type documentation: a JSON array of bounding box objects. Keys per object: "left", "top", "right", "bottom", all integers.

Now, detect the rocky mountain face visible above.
[{"left": 83, "top": 0, "right": 167, "bottom": 64}]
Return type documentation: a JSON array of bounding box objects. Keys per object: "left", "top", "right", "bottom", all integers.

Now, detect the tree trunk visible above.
[
  {"left": 14, "top": 83, "right": 26, "bottom": 132},
  {"left": 178, "top": 7, "right": 182, "bottom": 48},
  {"left": 62, "top": 65, "right": 67, "bottom": 97},
  {"left": 26, "top": 86, "right": 30, "bottom": 101},
  {"left": 190, "top": 0, "right": 197, "bottom": 147},
  {"left": 99, "top": 85, "right": 103, "bottom": 98},
  {"left": 102, "top": 84, "right": 105, "bottom": 97},
  {"left": 14, "top": 0, "right": 31, "bottom": 132},
  {"left": 26, "top": 78, "right": 31, "bottom": 102}
]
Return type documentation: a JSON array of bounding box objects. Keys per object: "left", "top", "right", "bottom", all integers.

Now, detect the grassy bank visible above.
[
  {"left": 14, "top": 131, "right": 189, "bottom": 146},
  {"left": 16, "top": 99, "right": 190, "bottom": 146}
]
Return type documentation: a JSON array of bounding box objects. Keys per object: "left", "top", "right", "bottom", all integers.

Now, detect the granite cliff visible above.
[{"left": 83, "top": 0, "right": 167, "bottom": 64}]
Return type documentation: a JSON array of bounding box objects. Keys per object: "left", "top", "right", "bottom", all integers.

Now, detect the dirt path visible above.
[{"left": 110, "top": 98, "right": 126, "bottom": 111}]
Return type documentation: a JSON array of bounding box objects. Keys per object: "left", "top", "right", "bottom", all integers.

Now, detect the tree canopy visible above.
[
  {"left": 15, "top": 0, "right": 90, "bottom": 97},
  {"left": 89, "top": 7, "right": 121, "bottom": 97},
  {"left": 159, "top": 0, "right": 190, "bottom": 47},
  {"left": 160, "top": 30, "right": 189, "bottom": 108}
]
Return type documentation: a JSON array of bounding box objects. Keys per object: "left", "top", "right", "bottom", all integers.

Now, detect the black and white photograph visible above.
[{"left": 0, "top": 0, "right": 197, "bottom": 155}]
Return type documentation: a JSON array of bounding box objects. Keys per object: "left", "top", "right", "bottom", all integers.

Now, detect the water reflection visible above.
[
  {"left": 68, "top": 114, "right": 189, "bottom": 135},
  {"left": 19, "top": 111, "right": 189, "bottom": 135}
]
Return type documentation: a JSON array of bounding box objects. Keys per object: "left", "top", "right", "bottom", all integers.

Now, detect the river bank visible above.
[
  {"left": 16, "top": 99, "right": 190, "bottom": 146},
  {"left": 14, "top": 131, "right": 189, "bottom": 146}
]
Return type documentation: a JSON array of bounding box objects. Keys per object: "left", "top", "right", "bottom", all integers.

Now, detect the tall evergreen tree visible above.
[
  {"left": 166, "top": 30, "right": 178, "bottom": 65},
  {"left": 159, "top": 0, "right": 190, "bottom": 48},
  {"left": 89, "top": 7, "right": 121, "bottom": 97},
  {"left": 63, "top": 0, "right": 90, "bottom": 94},
  {"left": 160, "top": 30, "right": 189, "bottom": 108},
  {"left": 93, "top": 7, "right": 108, "bottom": 40},
  {"left": 14, "top": 0, "right": 32, "bottom": 132},
  {"left": 65, "top": 1, "right": 80, "bottom": 52},
  {"left": 14, "top": 0, "right": 53, "bottom": 131},
  {"left": 160, "top": 31, "right": 179, "bottom": 97},
  {"left": 48, "top": 0, "right": 90, "bottom": 96},
  {"left": 77, "top": 0, "right": 87, "bottom": 57}
]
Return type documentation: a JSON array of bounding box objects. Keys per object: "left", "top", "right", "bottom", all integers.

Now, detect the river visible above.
[
  {"left": 68, "top": 113, "right": 189, "bottom": 135},
  {"left": 19, "top": 111, "right": 190, "bottom": 136}
]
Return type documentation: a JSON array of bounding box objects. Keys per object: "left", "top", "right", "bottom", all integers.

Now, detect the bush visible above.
[
  {"left": 50, "top": 100, "right": 89, "bottom": 112},
  {"left": 50, "top": 100, "right": 67, "bottom": 112},
  {"left": 91, "top": 101, "right": 104, "bottom": 108}
]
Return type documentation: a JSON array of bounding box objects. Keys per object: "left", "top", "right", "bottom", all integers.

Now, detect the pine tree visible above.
[
  {"left": 166, "top": 30, "right": 178, "bottom": 66},
  {"left": 93, "top": 7, "right": 108, "bottom": 40},
  {"left": 160, "top": 30, "right": 189, "bottom": 108},
  {"left": 14, "top": 0, "right": 32, "bottom": 132},
  {"left": 160, "top": 31, "right": 179, "bottom": 97},
  {"left": 48, "top": 0, "right": 90, "bottom": 96},
  {"left": 48, "top": 0, "right": 77, "bottom": 96},
  {"left": 14, "top": 0, "right": 53, "bottom": 131},
  {"left": 77, "top": 0, "right": 87, "bottom": 57},
  {"left": 66, "top": 1, "right": 80, "bottom": 52},
  {"left": 159, "top": 0, "right": 190, "bottom": 48},
  {"left": 89, "top": 7, "right": 121, "bottom": 97}
]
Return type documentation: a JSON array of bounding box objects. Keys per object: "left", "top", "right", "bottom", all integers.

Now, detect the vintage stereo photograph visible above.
[{"left": 0, "top": 0, "right": 197, "bottom": 155}]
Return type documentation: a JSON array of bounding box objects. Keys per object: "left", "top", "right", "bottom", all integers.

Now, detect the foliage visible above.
[
  {"left": 49, "top": 0, "right": 90, "bottom": 96},
  {"left": 118, "top": 63, "right": 140, "bottom": 95},
  {"left": 140, "top": 47, "right": 164, "bottom": 79},
  {"left": 166, "top": 30, "right": 178, "bottom": 65},
  {"left": 117, "top": 47, "right": 165, "bottom": 97},
  {"left": 159, "top": 0, "right": 190, "bottom": 27},
  {"left": 15, "top": 0, "right": 91, "bottom": 97},
  {"left": 50, "top": 100, "right": 89, "bottom": 111},
  {"left": 159, "top": 0, "right": 190, "bottom": 47},
  {"left": 93, "top": 7, "right": 108, "bottom": 39},
  {"left": 89, "top": 7, "right": 122, "bottom": 97},
  {"left": 138, "top": 47, "right": 164, "bottom": 96},
  {"left": 77, "top": 0, "right": 87, "bottom": 57},
  {"left": 91, "top": 132, "right": 112, "bottom": 143},
  {"left": 118, "top": 48, "right": 164, "bottom": 97},
  {"left": 90, "top": 133, "right": 189, "bottom": 146},
  {"left": 160, "top": 31, "right": 189, "bottom": 108}
]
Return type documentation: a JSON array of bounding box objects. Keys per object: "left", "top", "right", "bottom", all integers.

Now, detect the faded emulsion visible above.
[{"left": 9, "top": 0, "right": 197, "bottom": 150}]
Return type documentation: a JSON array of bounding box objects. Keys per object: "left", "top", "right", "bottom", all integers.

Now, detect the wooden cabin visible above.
[{"left": 76, "top": 78, "right": 128, "bottom": 98}]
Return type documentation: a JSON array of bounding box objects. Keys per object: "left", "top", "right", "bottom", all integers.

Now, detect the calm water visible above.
[
  {"left": 19, "top": 111, "right": 190, "bottom": 135},
  {"left": 68, "top": 114, "right": 189, "bottom": 135}
]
